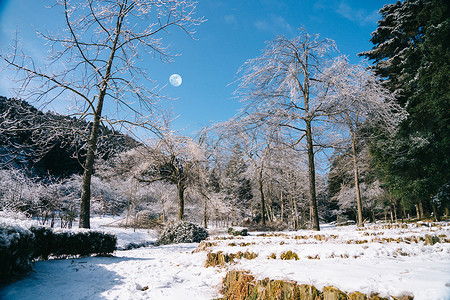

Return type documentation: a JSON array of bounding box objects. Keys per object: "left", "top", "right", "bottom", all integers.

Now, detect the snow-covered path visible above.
[{"left": 1, "top": 244, "right": 225, "bottom": 300}]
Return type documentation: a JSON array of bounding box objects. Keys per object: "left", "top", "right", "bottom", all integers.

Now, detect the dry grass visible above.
[
  {"left": 280, "top": 250, "right": 299, "bottom": 260},
  {"left": 205, "top": 251, "right": 258, "bottom": 267},
  {"left": 219, "top": 270, "right": 410, "bottom": 300}
]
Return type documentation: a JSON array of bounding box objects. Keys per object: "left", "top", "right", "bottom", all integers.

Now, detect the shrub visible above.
[
  {"left": 38, "top": 230, "right": 117, "bottom": 257},
  {"left": 0, "top": 222, "right": 117, "bottom": 282},
  {"left": 29, "top": 226, "right": 54, "bottom": 260},
  {"left": 228, "top": 227, "right": 248, "bottom": 236},
  {"left": 134, "top": 210, "right": 162, "bottom": 228},
  {"left": 84, "top": 231, "right": 117, "bottom": 255},
  {"left": 156, "top": 221, "right": 208, "bottom": 245},
  {"left": 0, "top": 223, "right": 34, "bottom": 282}
]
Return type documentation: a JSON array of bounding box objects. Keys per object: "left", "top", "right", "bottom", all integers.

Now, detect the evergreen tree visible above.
[
  {"left": 360, "top": 0, "right": 450, "bottom": 216},
  {"left": 224, "top": 143, "right": 253, "bottom": 211}
]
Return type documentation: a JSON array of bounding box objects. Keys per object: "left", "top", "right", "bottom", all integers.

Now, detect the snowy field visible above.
[{"left": 1, "top": 217, "right": 449, "bottom": 300}]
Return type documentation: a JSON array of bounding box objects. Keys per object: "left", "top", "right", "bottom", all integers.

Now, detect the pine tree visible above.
[{"left": 360, "top": 0, "right": 450, "bottom": 216}]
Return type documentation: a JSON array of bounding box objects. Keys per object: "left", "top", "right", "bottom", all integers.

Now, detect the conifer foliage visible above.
[{"left": 360, "top": 0, "right": 450, "bottom": 216}]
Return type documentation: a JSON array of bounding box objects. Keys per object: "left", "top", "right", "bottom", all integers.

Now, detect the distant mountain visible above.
[{"left": 0, "top": 96, "right": 140, "bottom": 178}]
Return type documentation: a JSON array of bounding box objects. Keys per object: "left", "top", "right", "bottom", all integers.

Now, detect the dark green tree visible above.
[
  {"left": 360, "top": 0, "right": 450, "bottom": 217},
  {"left": 222, "top": 143, "right": 253, "bottom": 219}
]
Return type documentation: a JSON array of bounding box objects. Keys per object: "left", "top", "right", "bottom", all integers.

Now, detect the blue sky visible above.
[{"left": 0, "top": 0, "right": 395, "bottom": 136}]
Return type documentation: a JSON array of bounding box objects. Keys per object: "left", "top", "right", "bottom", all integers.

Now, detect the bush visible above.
[
  {"left": 0, "top": 222, "right": 117, "bottom": 282},
  {"left": 156, "top": 221, "right": 208, "bottom": 245},
  {"left": 29, "top": 226, "right": 54, "bottom": 260},
  {"left": 133, "top": 210, "right": 162, "bottom": 229},
  {"left": 228, "top": 227, "right": 248, "bottom": 236},
  {"left": 33, "top": 229, "right": 117, "bottom": 258},
  {"left": 0, "top": 223, "right": 34, "bottom": 282}
]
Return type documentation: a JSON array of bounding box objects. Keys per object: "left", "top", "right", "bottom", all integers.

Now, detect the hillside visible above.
[{"left": 0, "top": 96, "right": 139, "bottom": 178}]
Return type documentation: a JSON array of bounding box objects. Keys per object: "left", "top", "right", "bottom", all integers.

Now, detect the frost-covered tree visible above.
[
  {"left": 265, "top": 147, "right": 310, "bottom": 229},
  {"left": 235, "top": 29, "right": 350, "bottom": 230},
  {"left": 1, "top": 0, "right": 203, "bottom": 228},
  {"left": 109, "top": 134, "right": 207, "bottom": 221},
  {"left": 326, "top": 59, "right": 407, "bottom": 226},
  {"left": 329, "top": 146, "right": 387, "bottom": 222},
  {"left": 216, "top": 119, "right": 279, "bottom": 226},
  {"left": 0, "top": 168, "right": 38, "bottom": 215}
]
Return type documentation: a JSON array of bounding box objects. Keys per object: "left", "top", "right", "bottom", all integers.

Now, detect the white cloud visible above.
[
  {"left": 224, "top": 14, "right": 237, "bottom": 26},
  {"left": 336, "top": 1, "right": 379, "bottom": 26},
  {"left": 254, "top": 20, "right": 269, "bottom": 31},
  {"left": 254, "top": 15, "right": 293, "bottom": 34}
]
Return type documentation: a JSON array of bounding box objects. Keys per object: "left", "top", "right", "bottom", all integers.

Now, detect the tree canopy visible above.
[{"left": 360, "top": 0, "right": 450, "bottom": 213}]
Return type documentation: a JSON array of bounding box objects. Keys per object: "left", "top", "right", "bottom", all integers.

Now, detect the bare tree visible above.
[
  {"left": 1, "top": 0, "right": 203, "bottom": 228},
  {"left": 112, "top": 133, "right": 206, "bottom": 221},
  {"left": 216, "top": 118, "right": 278, "bottom": 226},
  {"left": 235, "top": 29, "right": 344, "bottom": 231},
  {"left": 327, "top": 59, "right": 407, "bottom": 226}
]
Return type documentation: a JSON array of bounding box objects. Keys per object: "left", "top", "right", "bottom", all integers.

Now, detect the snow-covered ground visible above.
[{"left": 1, "top": 217, "right": 449, "bottom": 300}]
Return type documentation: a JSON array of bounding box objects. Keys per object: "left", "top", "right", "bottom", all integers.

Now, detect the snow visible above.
[
  {"left": 1, "top": 245, "right": 223, "bottom": 300},
  {"left": 1, "top": 217, "right": 449, "bottom": 299}
]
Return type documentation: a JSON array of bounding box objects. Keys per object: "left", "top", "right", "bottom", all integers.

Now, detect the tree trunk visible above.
[
  {"left": 301, "top": 206, "right": 307, "bottom": 229},
  {"left": 266, "top": 203, "right": 273, "bottom": 223},
  {"left": 306, "top": 120, "right": 319, "bottom": 231},
  {"left": 393, "top": 203, "right": 397, "bottom": 222},
  {"left": 78, "top": 13, "right": 123, "bottom": 229},
  {"left": 79, "top": 115, "right": 101, "bottom": 228},
  {"left": 419, "top": 201, "right": 424, "bottom": 219},
  {"left": 258, "top": 168, "right": 266, "bottom": 225},
  {"left": 350, "top": 130, "right": 363, "bottom": 227},
  {"left": 177, "top": 183, "right": 185, "bottom": 220},
  {"left": 290, "top": 195, "right": 299, "bottom": 230},
  {"left": 432, "top": 204, "right": 440, "bottom": 222},
  {"left": 203, "top": 198, "right": 208, "bottom": 228},
  {"left": 267, "top": 187, "right": 275, "bottom": 222},
  {"left": 280, "top": 192, "right": 284, "bottom": 223},
  {"left": 293, "top": 196, "right": 299, "bottom": 230}
]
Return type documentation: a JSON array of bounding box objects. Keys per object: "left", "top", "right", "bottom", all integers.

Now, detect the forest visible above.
[{"left": 0, "top": 0, "right": 449, "bottom": 232}]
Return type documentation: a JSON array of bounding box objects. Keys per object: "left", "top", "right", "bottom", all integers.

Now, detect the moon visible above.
[{"left": 169, "top": 74, "right": 182, "bottom": 87}]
